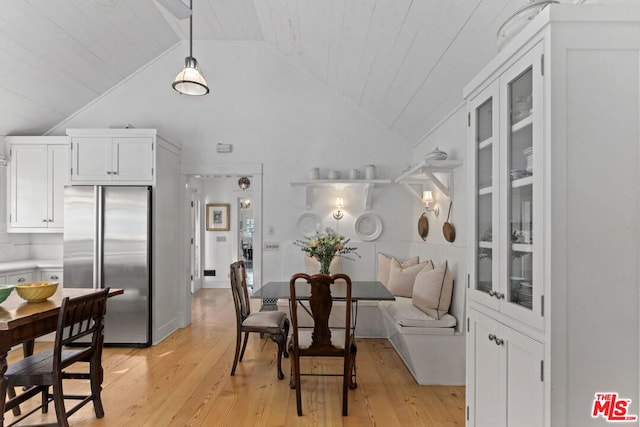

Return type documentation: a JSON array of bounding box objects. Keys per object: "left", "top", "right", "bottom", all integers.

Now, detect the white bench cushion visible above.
[{"left": 379, "top": 297, "right": 456, "bottom": 328}]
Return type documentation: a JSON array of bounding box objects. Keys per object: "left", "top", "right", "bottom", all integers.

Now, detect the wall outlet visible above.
[
  {"left": 204, "top": 270, "right": 216, "bottom": 276},
  {"left": 263, "top": 242, "right": 280, "bottom": 251},
  {"left": 216, "top": 236, "right": 227, "bottom": 242}
]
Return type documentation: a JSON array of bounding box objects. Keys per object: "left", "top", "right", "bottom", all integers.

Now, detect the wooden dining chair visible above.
[
  {"left": 288, "top": 273, "right": 357, "bottom": 416},
  {"left": 3, "top": 288, "right": 110, "bottom": 427},
  {"left": 230, "top": 261, "right": 289, "bottom": 379}
]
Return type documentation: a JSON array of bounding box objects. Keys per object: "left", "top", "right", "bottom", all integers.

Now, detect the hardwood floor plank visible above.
[{"left": 4, "top": 289, "right": 464, "bottom": 426}]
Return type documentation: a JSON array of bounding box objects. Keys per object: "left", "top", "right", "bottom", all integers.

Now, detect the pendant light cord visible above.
[{"left": 189, "top": 0, "right": 193, "bottom": 58}]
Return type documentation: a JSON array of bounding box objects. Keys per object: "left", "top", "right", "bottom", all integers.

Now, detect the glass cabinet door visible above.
[
  {"left": 507, "top": 66, "right": 533, "bottom": 309},
  {"left": 469, "top": 42, "right": 543, "bottom": 330},
  {"left": 500, "top": 42, "right": 543, "bottom": 329},
  {"left": 470, "top": 82, "right": 500, "bottom": 309}
]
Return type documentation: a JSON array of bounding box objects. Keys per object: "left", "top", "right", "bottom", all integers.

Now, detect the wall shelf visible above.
[
  {"left": 290, "top": 179, "right": 391, "bottom": 210},
  {"left": 394, "top": 159, "right": 463, "bottom": 202}
]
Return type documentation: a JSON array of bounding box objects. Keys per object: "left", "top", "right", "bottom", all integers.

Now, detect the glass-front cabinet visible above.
[{"left": 469, "top": 42, "right": 544, "bottom": 330}]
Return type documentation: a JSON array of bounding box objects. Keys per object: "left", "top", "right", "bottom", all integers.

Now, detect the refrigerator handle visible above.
[{"left": 95, "top": 186, "right": 103, "bottom": 290}]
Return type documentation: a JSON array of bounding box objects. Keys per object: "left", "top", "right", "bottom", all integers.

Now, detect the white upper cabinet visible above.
[
  {"left": 7, "top": 137, "right": 69, "bottom": 232},
  {"left": 468, "top": 42, "right": 544, "bottom": 331},
  {"left": 68, "top": 129, "right": 155, "bottom": 184}
]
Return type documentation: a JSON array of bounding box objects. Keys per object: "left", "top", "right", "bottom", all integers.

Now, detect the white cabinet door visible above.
[
  {"left": 9, "top": 144, "right": 48, "bottom": 228},
  {"left": 7, "top": 270, "right": 35, "bottom": 285},
  {"left": 113, "top": 137, "right": 154, "bottom": 181},
  {"left": 468, "top": 80, "right": 501, "bottom": 312},
  {"left": 70, "top": 137, "right": 112, "bottom": 181},
  {"left": 70, "top": 135, "right": 154, "bottom": 183},
  {"left": 502, "top": 325, "right": 544, "bottom": 427},
  {"left": 468, "top": 309, "right": 504, "bottom": 427},
  {"left": 39, "top": 269, "right": 63, "bottom": 286},
  {"left": 9, "top": 141, "right": 69, "bottom": 231},
  {"left": 48, "top": 144, "right": 69, "bottom": 229},
  {"left": 497, "top": 42, "right": 544, "bottom": 330},
  {"left": 467, "top": 309, "right": 544, "bottom": 427}
]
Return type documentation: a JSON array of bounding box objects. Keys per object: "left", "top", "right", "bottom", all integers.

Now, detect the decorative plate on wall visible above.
[
  {"left": 354, "top": 213, "right": 382, "bottom": 241},
  {"left": 297, "top": 213, "right": 321, "bottom": 237}
]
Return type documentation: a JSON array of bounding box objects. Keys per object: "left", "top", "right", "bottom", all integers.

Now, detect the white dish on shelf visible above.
[
  {"left": 296, "top": 213, "right": 321, "bottom": 237},
  {"left": 510, "top": 169, "right": 531, "bottom": 180},
  {"left": 354, "top": 213, "right": 382, "bottom": 241}
]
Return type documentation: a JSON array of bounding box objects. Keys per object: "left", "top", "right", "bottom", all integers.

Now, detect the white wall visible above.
[
  {"left": 48, "top": 41, "right": 415, "bottom": 287},
  {"left": 409, "top": 103, "right": 468, "bottom": 331}
]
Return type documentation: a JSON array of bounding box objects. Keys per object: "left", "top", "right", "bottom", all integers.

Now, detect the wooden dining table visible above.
[{"left": 0, "top": 287, "right": 123, "bottom": 426}]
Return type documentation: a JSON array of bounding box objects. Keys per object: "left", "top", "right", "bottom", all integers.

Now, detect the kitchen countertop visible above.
[{"left": 0, "top": 259, "right": 62, "bottom": 273}]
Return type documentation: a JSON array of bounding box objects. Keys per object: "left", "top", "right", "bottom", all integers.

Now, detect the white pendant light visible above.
[{"left": 172, "top": 0, "right": 209, "bottom": 96}]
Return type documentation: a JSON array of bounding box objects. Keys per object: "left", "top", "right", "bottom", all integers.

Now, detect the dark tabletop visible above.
[{"left": 252, "top": 280, "right": 395, "bottom": 301}]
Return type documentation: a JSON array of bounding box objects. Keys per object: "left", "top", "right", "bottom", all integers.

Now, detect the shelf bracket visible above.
[
  {"left": 401, "top": 183, "right": 424, "bottom": 204},
  {"left": 363, "top": 182, "right": 373, "bottom": 210},
  {"left": 422, "top": 170, "right": 453, "bottom": 199},
  {"left": 303, "top": 186, "right": 312, "bottom": 210}
]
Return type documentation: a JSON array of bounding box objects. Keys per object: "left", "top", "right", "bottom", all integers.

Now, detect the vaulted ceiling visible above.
[{"left": 0, "top": 0, "right": 570, "bottom": 142}]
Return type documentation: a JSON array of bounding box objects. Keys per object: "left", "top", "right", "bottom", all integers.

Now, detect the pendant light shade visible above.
[
  {"left": 172, "top": 0, "right": 209, "bottom": 96},
  {"left": 173, "top": 57, "right": 209, "bottom": 96}
]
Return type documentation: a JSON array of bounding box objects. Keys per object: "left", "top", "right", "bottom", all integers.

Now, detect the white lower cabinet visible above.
[
  {"left": 39, "top": 269, "right": 63, "bottom": 286},
  {"left": 467, "top": 308, "right": 543, "bottom": 427},
  {"left": 5, "top": 270, "right": 35, "bottom": 285}
]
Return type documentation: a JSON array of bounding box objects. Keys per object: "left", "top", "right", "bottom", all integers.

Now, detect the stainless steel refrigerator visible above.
[{"left": 63, "top": 186, "right": 151, "bottom": 347}]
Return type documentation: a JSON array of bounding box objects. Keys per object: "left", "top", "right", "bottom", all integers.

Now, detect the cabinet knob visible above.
[
  {"left": 495, "top": 292, "right": 505, "bottom": 300},
  {"left": 488, "top": 290, "right": 496, "bottom": 297},
  {"left": 106, "top": 171, "right": 112, "bottom": 175},
  {"left": 50, "top": 275, "right": 59, "bottom": 280},
  {"left": 17, "top": 277, "right": 26, "bottom": 283},
  {"left": 488, "top": 333, "right": 504, "bottom": 346},
  {"left": 42, "top": 219, "right": 48, "bottom": 222}
]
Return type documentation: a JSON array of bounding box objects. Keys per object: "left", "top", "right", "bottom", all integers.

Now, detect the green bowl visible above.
[{"left": 0, "top": 285, "right": 15, "bottom": 303}]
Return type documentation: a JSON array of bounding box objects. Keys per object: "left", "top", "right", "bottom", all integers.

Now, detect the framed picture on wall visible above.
[{"left": 206, "top": 203, "right": 230, "bottom": 231}]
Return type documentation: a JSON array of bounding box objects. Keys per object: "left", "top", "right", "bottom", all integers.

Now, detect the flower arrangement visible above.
[{"left": 294, "top": 227, "right": 360, "bottom": 275}]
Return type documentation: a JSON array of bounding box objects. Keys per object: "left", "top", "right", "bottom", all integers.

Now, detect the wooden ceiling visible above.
[{"left": 0, "top": 0, "right": 568, "bottom": 141}]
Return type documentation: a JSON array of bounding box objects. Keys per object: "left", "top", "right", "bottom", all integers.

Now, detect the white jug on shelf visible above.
[{"left": 364, "top": 164, "right": 376, "bottom": 180}]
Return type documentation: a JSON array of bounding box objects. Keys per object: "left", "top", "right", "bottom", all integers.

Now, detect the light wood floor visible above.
[{"left": 5, "top": 289, "right": 465, "bottom": 426}]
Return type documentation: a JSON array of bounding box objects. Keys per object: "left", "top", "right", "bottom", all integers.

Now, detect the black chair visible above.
[
  {"left": 4, "top": 288, "right": 110, "bottom": 427},
  {"left": 230, "top": 261, "right": 289, "bottom": 379},
  {"left": 288, "top": 273, "right": 357, "bottom": 416}
]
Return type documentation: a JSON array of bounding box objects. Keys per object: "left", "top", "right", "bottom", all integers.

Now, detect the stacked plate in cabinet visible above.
[{"left": 518, "top": 281, "right": 532, "bottom": 308}]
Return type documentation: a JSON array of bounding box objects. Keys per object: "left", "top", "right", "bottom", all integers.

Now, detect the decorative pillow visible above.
[
  {"left": 387, "top": 260, "right": 434, "bottom": 298},
  {"left": 304, "top": 255, "right": 342, "bottom": 275},
  {"left": 412, "top": 261, "right": 454, "bottom": 319},
  {"left": 377, "top": 253, "right": 419, "bottom": 288}
]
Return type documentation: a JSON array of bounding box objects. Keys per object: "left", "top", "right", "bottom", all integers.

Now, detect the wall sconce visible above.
[
  {"left": 333, "top": 197, "right": 345, "bottom": 220},
  {"left": 422, "top": 190, "right": 439, "bottom": 216}
]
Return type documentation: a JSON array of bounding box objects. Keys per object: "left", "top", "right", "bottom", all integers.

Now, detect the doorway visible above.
[
  {"left": 183, "top": 164, "right": 263, "bottom": 291},
  {"left": 238, "top": 196, "right": 253, "bottom": 285}
]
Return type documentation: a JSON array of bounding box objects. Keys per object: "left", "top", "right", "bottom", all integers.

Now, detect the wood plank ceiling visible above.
[{"left": 0, "top": 0, "right": 563, "bottom": 141}]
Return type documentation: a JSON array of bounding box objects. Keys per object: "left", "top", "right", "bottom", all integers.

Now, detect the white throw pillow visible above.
[
  {"left": 377, "top": 253, "right": 419, "bottom": 288},
  {"left": 387, "top": 260, "right": 434, "bottom": 298},
  {"left": 412, "top": 261, "right": 454, "bottom": 319}
]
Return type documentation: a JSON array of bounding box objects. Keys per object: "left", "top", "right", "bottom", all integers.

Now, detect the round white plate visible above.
[
  {"left": 297, "top": 213, "right": 321, "bottom": 237},
  {"left": 354, "top": 213, "right": 382, "bottom": 241}
]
